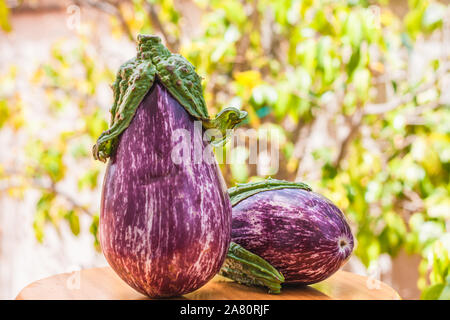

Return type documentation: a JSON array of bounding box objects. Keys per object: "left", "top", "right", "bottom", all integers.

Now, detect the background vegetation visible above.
[{"left": 0, "top": 0, "right": 449, "bottom": 299}]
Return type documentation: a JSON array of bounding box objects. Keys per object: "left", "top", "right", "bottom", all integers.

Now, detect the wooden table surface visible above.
[{"left": 16, "top": 267, "right": 400, "bottom": 300}]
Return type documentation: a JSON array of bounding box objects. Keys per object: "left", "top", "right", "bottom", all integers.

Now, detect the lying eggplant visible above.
[
  {"left": 220, "top": 178, "right": 354, "bottom": 293},
  {"left": 94, "top": 35, "right": 246, "bottom": 298}
]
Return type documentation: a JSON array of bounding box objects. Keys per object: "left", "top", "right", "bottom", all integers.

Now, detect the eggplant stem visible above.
[
  {"left": 228, "top": 177, "right": 312, "bottom": 206},
  {"left": 219, "top": 242, "right": 285, "bottom": 294},
  {"left": 93, "top": 35, "right": 248, "bottom": 162}
]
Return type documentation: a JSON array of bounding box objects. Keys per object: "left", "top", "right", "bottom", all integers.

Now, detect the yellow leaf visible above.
[
  {"left": 380, "top": 10, "right": 395, "bottom": 27},
  {"left": 10, "top": 94, "right": 25, "bottom": 130},
  {"left": 7, "top": 186, "right": 25, "bottom": 199},
  {"left": 286, "top": 158, "right": 298, "bottom": 174},
  {"left": 31, "top": 68, "right": 44, "bottom": 84},
  {"left": 109, "top": 16, "right": 123, "bottom": 39},
  {"left": 0, "top": 0, "right": 12, "bottom": 32},
  {"left": 234, "top": 70, "right": 262, "bottom": 90},
  {"left": 246, "top": 106, "right": 260, "bottom": 127},
  {"left": 370, "top": 61, "right": 385, "bottom": 73}
]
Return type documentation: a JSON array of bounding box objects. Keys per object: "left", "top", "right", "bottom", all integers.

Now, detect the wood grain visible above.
[{"left": 15, "top": 267, "right": 400, "bottom": 300}]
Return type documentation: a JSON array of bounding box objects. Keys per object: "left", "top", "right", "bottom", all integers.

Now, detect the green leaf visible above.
[
  {"left": 347, "top": 47, "right": 360, "bottom": 77},
  {"left": 63, "top": 210, "right": 80, "bottom": 236},
  {"left": 41, "top": 148, "right": 65, "bottom": 182},
  {"left": 36, "top": 192, "right": 55, "bottom": 212},
  {"left": 422, "top": 3, "right": 444, "bottom": 32},
  {"left": 404, "top": 0, "right": 427, "bottom": 39},
  {"left": 353, "top": 68, "right": 371, "bottom": 101},
  {"left": 90, "top": 214, "right": 101, "bottom": 251},
  {"left": 391, "top": 80, "right": 398, "bottom": 93},
  {"left": 33, "top": 210, "right": 46, "bottom": 243},
  {"left": 77, "top": 169, "right": 100, "bottom": 190},
  {"left": 345, "top": 11, "right": 363, "bottom": 48},
  {"left": 438, "top": 276, "right": 450, "bottom": 300},
  {"left": 421, "top": 283, "right": 444, "bottom": 300}
]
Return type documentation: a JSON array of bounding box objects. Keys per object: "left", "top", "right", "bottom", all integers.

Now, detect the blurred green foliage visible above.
[{"left": 0, "top": 0, "right": 448, "bottom": 298}]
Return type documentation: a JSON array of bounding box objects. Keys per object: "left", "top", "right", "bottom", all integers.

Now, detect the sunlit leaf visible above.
[
  {"left": 65, "top": 210, "right": 80, "bottom": 236},
  {"left": 421, "top": 283, "right": 445, "bottom": 300},
  {"left": 0, "top": 0, "right": 11, "bottom": 32}
]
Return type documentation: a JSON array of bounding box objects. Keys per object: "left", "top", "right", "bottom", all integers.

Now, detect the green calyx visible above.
[
  {"left": 220, "top": 242, "right": 285, "bottom": 294},
  {"left": 227, "top": 177, "right": 312, "bottom": 206},
  {"left": 93, "top": 34, "right": 247, "bottom": 162},
  {"left": 203, "top": 107, "right": 249, "bottom": 146}
]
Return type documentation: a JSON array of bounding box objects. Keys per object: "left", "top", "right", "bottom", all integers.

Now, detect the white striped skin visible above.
[
  {"left": 231, "top": 188, "right": 354, "bottom": 284},
  {"left": 99, "top": 82, "right": 231, "bottom": 298}
]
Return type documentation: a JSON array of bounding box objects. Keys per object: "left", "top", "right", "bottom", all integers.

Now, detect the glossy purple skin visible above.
[
  {"left": 231, "top": 188, "right": 354, "bottom": 284},
  {"left": 99, "top": 82, "right": 231, "bottom": 298}
]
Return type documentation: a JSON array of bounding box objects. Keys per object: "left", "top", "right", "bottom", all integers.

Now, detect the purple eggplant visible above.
[
  {"left": 94, "top": 35, "right": 246, "bottom": 298},
  {"left": 220, "top": 178, "right": 354, "bottom": 292}
]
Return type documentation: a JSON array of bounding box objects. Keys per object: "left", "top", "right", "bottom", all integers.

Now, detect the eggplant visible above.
[
  {"left": 220, "top": 178, "right": 354, "bottom": 293},
  {"left": 93, "top": 35, "right": 246, "bottom": 298}
]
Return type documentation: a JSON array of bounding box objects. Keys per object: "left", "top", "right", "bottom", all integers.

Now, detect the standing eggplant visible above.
[
  {"left": 220, "top": 178, "right": 354, "bottom": 293},
  {"left": 93, "top": 35, "right": 246, "bottom": 298}
]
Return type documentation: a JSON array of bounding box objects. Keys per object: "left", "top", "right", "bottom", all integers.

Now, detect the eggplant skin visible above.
[
  {"left": 231, "top": 188, "right": 354, "bottom": 285},
  {"left": 100, "top": 82, "right": 231, "bottom": 298}
]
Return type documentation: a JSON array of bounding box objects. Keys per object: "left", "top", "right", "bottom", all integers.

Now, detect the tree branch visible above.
[
  {"left": 1, "top": 169, "right": 94, "bottom": 217},
  {"left": 363, "top": 63, "right": 449, "bottom": 115},
  {"left": 74, "top": 0, "right": 134, "bottom": 41},
  {"left": 47, "top": 183, "right": 94, "bottom": 217},
  {"left": 143, "top": 1, "right": 179, "bottom": 52},
  {"left": 333, "top": 63, "right": 448, "bottom": 169},
  {"left": 333, "top": 109, "right": 364, "bottom": 169},
  {"left": 234, "top": 0, "right": 260, "bottom": 72},
  {"left": 10, "top": 3, "right": 65, "bottom": 14}
]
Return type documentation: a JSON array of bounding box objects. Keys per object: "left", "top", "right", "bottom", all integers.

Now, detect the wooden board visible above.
[{"left": 16, "top": 267, "right": 400, "bottom": 300}]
